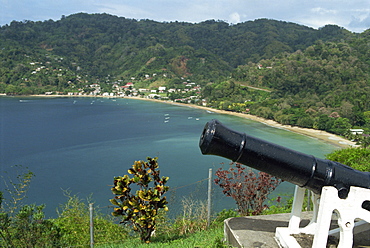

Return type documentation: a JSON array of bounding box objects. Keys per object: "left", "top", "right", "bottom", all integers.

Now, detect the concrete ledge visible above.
[
  {"left": 275, "top": 227, "right": 304, "bottom": 248},
  {"left": 224, "top": 212, "right": 370, "bottom": 248},
  {"left": 224, "top": 212, "right": 313, "bottom": 248}
]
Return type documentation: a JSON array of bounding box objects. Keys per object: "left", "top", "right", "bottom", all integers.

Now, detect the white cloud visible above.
[
  {"left": 298, "top": 17, "right": 339, "bottom": 29},
  {"left": 0, "top": 0, "right": 369, "bottom": 32},
  {"left": 96, "top": 3, "right": 149, "bottom": 18},
  {"left": 349, "top": 13, "right": 370, "bottom": 32},
  {"left": 229, "top": 12, "right": 241, "bottom": 24},
  {"left": 311, "top": 7, "right": 337, "bottom": 15}
]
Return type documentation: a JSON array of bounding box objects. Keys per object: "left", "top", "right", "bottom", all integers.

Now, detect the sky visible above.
[{"left": 1, "top": 0, "right": 370, "bottom": 33}]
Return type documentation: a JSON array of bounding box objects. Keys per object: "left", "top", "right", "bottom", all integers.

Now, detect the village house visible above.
[
  {"left": 158, "top": 86, "right": 166, "bottom": 93},
  {"left": 350, "top": 129, "right": 364, "bottom": 135},
  {"left": 148, "top": 94, "right": 161, "bottom": 99},
  {"left": 90, "top": 83, "right": 100, "bottom": 89}
]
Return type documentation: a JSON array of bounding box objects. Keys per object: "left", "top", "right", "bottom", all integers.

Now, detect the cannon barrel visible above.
[{"left": 199, "top": 119, "right": 370, "bottom": 199}]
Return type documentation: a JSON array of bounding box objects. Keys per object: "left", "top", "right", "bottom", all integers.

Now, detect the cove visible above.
[{"left": 0, "top": 96, "right": 338, "bottom": 218}]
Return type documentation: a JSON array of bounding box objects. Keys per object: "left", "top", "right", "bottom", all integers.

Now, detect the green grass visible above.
[{"left": 96, "top": 226, "right": 226, "bottom": 248}]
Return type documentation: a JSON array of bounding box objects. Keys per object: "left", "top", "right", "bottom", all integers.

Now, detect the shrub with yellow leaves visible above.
[{"left": 110, "top": 157, "right": 169, "bottom": 242}]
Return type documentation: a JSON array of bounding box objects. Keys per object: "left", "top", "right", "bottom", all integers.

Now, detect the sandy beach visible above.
[
  {"left": 125, "top": 96, "right": 357, "bottom": 149},
  {"left": 13, "top": 94, "right": 357, "bottom": 148}
]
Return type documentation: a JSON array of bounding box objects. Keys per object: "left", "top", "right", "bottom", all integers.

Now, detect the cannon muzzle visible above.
[{"left": 199, "top": 119, "right": 370, "bottom": 198}]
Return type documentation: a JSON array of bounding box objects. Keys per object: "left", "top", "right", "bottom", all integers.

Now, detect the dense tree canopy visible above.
[
  {"left": 1, "top": 13, "right": 369, "bottom": 137},
  {"left": 0, "top": 13, "right": 354, "bottom": 93},
  {"left": 227, "top": 40, "right": 370, "bottom": 135}
]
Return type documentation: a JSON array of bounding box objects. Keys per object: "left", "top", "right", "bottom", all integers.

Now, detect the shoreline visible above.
[
  {"left": 4, "top": 94, "right": 357, "bottom": 148},
  {"left": 127, "top": 96, "right": 357, "bottom": 149}
]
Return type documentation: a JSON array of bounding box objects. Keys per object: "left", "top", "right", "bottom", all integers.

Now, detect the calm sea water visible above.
[{"left": 0, "top": 96, "right": 338, "bottom": 218}]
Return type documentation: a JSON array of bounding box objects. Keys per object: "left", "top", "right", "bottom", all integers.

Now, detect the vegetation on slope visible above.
[
  {"left": 1, "top": 13, "right": 369, "bottom": 137},
  {"left": 221, "top": 40, "right": 370, "bottom": 136},
  {"left": 1, "top": 146, "right": 368, "bottom": 247},
  {"left": 0, "top": 13, "right": 354, "bottom": 92}
]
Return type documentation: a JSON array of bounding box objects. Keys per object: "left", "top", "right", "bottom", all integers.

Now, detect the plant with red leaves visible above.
[{"left": 214, "top": 162, "right": 282, "bottom": 216}]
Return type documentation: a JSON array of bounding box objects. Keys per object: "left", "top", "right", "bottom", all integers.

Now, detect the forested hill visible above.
[
  {"left": 0, "top": 13, "right": 355, "bottom": 92},
  {"left": 1, "top": 13, "right": 370, "bottom": 139}
]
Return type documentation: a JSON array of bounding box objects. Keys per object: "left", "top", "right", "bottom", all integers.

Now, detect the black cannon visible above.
[{"left": 199, "top": 119, "right": 370, "bottom": 200}]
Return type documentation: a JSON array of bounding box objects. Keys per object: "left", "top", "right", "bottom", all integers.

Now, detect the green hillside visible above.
[
  {"left": 1, "top": 13, "right": 369, "bottom": 138},
  {"left": 0, "top": 13, "right": 355, "bottom": 92},
  {"left": 222, "top": 39, "right": 370, "bottom": 136}
]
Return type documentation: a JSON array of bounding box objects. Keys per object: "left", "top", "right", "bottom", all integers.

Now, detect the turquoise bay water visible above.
[{"left": 0, "top": 97, "right": 338, "bottom": 218}]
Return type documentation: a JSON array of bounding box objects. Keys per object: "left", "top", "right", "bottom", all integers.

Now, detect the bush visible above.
[
  {"left": 54, "top": 193, "right": 128, "bottom": 247},
  {"left": 215, "top": 162, "right": 282, "bottom": 216},
  {"left": 213, "top": 209, "right": 240, "bottom": 226},
  {"left": 325, "top": 147, "right": 370, "bottom": 172},
  {"left": 171, "top": 197, "right": 208, "bottom": 235},
  {"left": 0, "top": 166, "right": 62, "bottom": 247},
  {"left": 261, "top": 195, "right": 294, "bottom": 215},
  {"left": 110, "top": 157, "right": 169, "bottom": 243}
]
